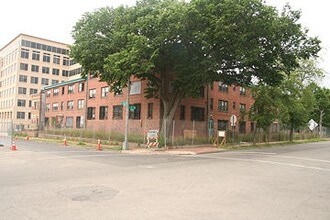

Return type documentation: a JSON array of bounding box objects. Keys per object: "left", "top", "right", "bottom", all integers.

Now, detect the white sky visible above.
[{"left": 1, "top": 0, "right": 329, "bottom": 87}]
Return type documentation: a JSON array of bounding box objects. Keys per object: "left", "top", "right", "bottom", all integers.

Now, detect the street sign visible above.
[
  {"left": 230, "top": 115, "right": 237, "bottom": 127},
  {"left": 129, "top": 105, "right": 136, "bottom": 111},
  {"left": 308, "top": 119, "right": 318, "bottom": 131}
]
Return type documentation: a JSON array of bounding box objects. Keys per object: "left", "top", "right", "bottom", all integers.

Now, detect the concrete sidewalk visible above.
[{"left": 122, "top": 146, "right": 225, "bottom": 155}]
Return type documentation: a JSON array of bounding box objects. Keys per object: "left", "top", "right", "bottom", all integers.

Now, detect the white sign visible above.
[
  {"left": 230, "top": 115, "right": 237, "bottom": 127},
  {"left": 218, "top": 131, "right": 226, "bottom": 137},
  {"left": 308, "top": 119, "right": 318, "bottom": 131},
  {"left": 147, "top": 130, "right": 159, "bottom": 139},
  {"left": 130, "top": 81, "right": 141, "bottom": 95}
]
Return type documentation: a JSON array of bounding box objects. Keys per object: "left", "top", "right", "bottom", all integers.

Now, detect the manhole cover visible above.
[{"left": 58, "top": 185, "right": 119, "bottom": 202}]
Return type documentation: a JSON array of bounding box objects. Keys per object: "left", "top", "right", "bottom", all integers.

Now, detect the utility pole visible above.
[{"left": 123, "top": 80, "right": 130, "bottom": 150}]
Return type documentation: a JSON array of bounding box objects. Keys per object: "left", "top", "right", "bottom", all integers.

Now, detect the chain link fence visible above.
[{"left": 36, "top": 118, "right": 330, "bottom": 148}]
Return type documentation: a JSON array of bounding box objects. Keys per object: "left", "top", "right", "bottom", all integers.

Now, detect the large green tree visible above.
[{"left": 71, "top": 0, "right": 320, "bottom": 136}]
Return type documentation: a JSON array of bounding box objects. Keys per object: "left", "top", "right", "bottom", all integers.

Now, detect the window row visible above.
[
  {"left": 217, "top": 100, "right": 246, "bottom": 112},
  {"left": 21, "top": 48, "right": 70, "bottom": 66},
  {"left": 18, "top": 75, "right": 58, "bottom": 86},
  {"left": 18, "top": 87, "right": 38, "bottom": 95},
  {"left": 21, "top": 40, "right": 69, "bottom": 55},
  {"left": 217, "top": 82, "right": 246, "bottom": 96},
  {"left": 46, "top": 82, "right": 85, "bottom": 97}
]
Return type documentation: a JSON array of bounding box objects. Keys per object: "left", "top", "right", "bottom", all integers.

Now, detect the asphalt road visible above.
[{"left": 0, "top": 137, "right": 329, "bottom": 220}]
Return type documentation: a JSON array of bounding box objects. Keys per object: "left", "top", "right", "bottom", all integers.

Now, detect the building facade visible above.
[
  {"left": 0, "top": 34, "right": 81, "bottom": 130},
  {"left": 43, "top": 76, "right": 254, "bottom": 137}
]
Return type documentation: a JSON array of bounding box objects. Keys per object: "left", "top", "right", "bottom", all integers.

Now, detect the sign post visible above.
[{"left": 230, "top": 115, "right": 237, "bottom": 145}]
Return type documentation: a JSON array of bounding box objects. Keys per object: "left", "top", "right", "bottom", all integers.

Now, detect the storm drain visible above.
[{"left": 58, "top": 185, "right": 119, "bottom": 202}]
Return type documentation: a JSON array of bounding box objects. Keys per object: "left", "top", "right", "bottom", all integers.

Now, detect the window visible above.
[
  {"left": 66, "top": 117, "right": 73, "bottom": 128},
  {"left": 68, "top": 85, "right": 74, "bottom": 94},
  {"left": 180, "top": 105, "right": 185, "bottom": 120},
  {"left": 19, "top": 75, "right": 27, "bottom": 83},
  {"left": 17, "top": 99, "right": 26, "bottom": 107},
  {"left": 78, "top": 82, "right": 84, "bottom": 92},
  {"left": 46, "top": 90, "right": 51, "bottom": 97},
  {"left": 32, "top": 51, "right": 40, "bottom": 60},
  {"left": 89, "top": 89, "right": 96, "bottom": 98},
  {"left": 52, "top": 68, "right": 59, "bottom": 75},
  {"left": 76, "top": 116, "right": 84, "bottom": 128},
  {"left": 21, "top": 49, "right": 29, "bottom": 59},
  {"left": 210, "top": 98, "right": 214, "bottom": 111},
  {"left": 240, "top": 103, "right": 246, "bottom": 112},
  {"left": 18, "top": 87, "right": 27, "bottom": 95},
  {"left": 31, "top": 65, "right": 39, "bottom": 72},
  {"left": 63, "top": 57, "right": 69, "bottom": 66},
  {"left": 51, "top": 80, "right": 59, "bottom": 85},
  {"left": 99, "top": 106, "right": 108, "bottom": 120},
  {"left": 30, "top": 88, "right": 38, "bottom": 95},
  {"left": 147, "top": 103, "right": 153, "bottom": 119},
  {"left": 20, "top": 63, "right": 28, "bottom": 71},
  {"left": 191, "top": 106, "right": 205, "bottom": 121},
  {"left": 30, "top": 77, "right": 38, "bottom": 84},
  {"left": 233, "top": 102, "right": 236, "bottom": 110},
  {"left": 113, "top": 105, "right": 123, "bottom": 119},
  {"left": 239, "top": 121, "right": 246, "bottom": 133},
  {"left": 60, "top": 102, "right": 64, "bottom": 110},
  {"left": 62, "top": 70, "right": 69, "bottom": 77},
  {"left": 42, "top": 66, "right": 49, "bottom": 74},
  {"left": 43, "top": 53, "right": 50, "bottom": 62},
  {"left": 218, "top": 82, "right": 228, "bottom": 93},
  {"left": 240, "top": 87, "right": 246, "bottom": 96},
  {"left": 129, "top": 103, "right": 141, "bottom": 120},
  {"left": 42, "top": 78, "right": 49, "bottom": 86},
  {"left": 52, "top": 103, "right": 59, "bottom": 111},
  {"left": 218, "top": 100, "right": 228, "bottom": 112},
  {"left": 218, "top": 120, "right": 228, "bottom": 131},
  {"left": 46, "top": 104, "right": 50, "bottom": 112},
  {"left": 53, "top": 88, "right": 59, "bottom": 96},
  {"left": 101, "top": 86, "right": 109, "bottom": 98},
  {"left": 87, "top": 107, "right": 96, "bottom": 120},
  {"left": 77, "top": 99, "right": 85, "bottom": 109},
  {"left": 67, "top": 100, "right": 74, "bottom": 110},
  {"left": 62, "top": 87, "right": 65, "bottom": 95},
  {"left": 53, "top": 55, "right": 60, "bottom": 64},
  {"left": 17, "top": 112, "right": 25, "bottom": 119}
]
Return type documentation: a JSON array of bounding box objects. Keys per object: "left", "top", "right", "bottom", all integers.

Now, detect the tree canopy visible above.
[{"left": 70, "top": 0, "right": 321, "bottom": 135}]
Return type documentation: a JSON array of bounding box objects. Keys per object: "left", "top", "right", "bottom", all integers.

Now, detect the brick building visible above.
[{"left": 42, "top": 75, "right": 254, "bottom": 137}]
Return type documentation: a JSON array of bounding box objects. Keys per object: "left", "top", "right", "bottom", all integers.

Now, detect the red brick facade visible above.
[{"left": 43, "top": 77, "right": 254, "bottom": 137}]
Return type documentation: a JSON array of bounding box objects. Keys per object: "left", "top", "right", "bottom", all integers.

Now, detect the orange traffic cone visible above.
[
  {"left": 11, "top": 140, "right": 17, "bottom": 151},
  {"left": 63, "top": 137, "right": 67, "bottom": 146},
  {"left": 97, "top": 139, "right": 102, "bottom": 151}
]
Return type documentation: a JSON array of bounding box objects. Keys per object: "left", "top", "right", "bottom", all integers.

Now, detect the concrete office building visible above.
[{"left": 0, "top": 34, "right": 81, "bottom": 130}]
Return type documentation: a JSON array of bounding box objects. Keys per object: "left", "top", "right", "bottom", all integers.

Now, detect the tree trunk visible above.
[
  {"left": 319, "top": 109, "right": 324, "bottom": 138},
  {"left": 160, "top": 93, "right": 183, "bottom": 145},
  {"left": 289, "top": 128, "right": 294, "bottom": 142}
]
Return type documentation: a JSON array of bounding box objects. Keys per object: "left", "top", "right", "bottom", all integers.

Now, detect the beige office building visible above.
[{"left": 0, "top": 34, "right": 81, "bottom": 130}]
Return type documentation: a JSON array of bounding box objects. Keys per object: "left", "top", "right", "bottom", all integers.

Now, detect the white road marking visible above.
[
  {"left": 226, "top": 151, "right": 277, "bottom": 155},
  {"left": 204, "top": 156, "right": 330, "bottom": 172},
  {"left": 225, "top": 152, "right": 330, "bottom": 163}
]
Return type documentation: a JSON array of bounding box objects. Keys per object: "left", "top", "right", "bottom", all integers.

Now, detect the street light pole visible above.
[{"left": 123, "top": 79, "right": 130, "bottom": 150}]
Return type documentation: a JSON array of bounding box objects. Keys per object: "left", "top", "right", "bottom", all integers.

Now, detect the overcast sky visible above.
[{"left": 1, "top": 0, "right": 329, "bottom": 87}]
